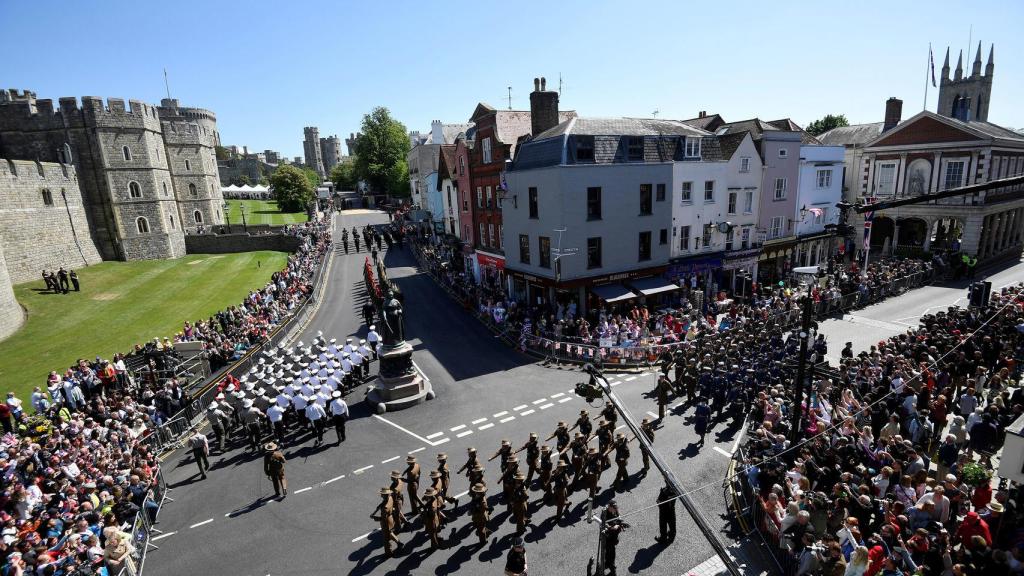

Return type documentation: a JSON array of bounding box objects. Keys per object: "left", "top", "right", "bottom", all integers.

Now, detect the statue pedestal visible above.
[{"left": 365, "top": 341, "right": 434, "bottom": 414}]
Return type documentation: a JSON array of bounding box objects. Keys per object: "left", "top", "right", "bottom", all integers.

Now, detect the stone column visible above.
[
  {"left": 990, "top": 212, "right": 1005, "bottom": 256},
  {"left": 922, "top": 218, "right": 933, "bottom": 252},
  {"left": 1000, "top": 210, "right": 1014, "bottom": 252},
  {"left": 976, "top": 215, "right": 991, "bottom": 258}
]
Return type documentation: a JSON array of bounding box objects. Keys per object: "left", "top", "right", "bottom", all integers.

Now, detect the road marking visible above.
[
  {"left": 456, "top": 430, "right": 473, "bottom": 438},
  {"left": 671, "top": 401, "right": 685, "bottom": 409},
  {"left": 500, "top": 416, "right": 516, "bottom": 423},
  {"left": 493, "top": 411, "right": 509, "bottom": 418},
  {"left": 324, "top": 474, "right": 346, "bottom": 484},
  {"left": 381, "top": 456, "right": 399, "bottom": 464},
  {"left": 426, "top": 432, "right": 444, "bottom": 439},
  {"left": 532, "top": 399, "right": 547, "bottom": 405},
  {"left": 295, "top": 486, "right": 313, "bottom": 494},
  {"left": 551, "top": 392, "right": 565, "bottom": 398},
  {"left": 615, "top": 424, "right": 627, "bottom": 431},
  {"left": 433, "top": 438, "right": 450, "bottom": 446},
  {"left": 352, "top": 531, "right": 373, "bottom": 543},
  {"left": 610, "top": 381, "right": 621, "bottom": 387},
  {"left": 151, "top": 531, "right": 177, "bottom": 541},
  {"left": 471, "top": 418, "right": 488, "bottom": 425},
  {"left": 373, "top": 415, "right": 435, "bottom": 445},
  {"left": 558, "top": 397, "right": 572, "bottom": 403},
  {"left": 647, "top": 411, "right": 659, "bottom": 418},
  {"left": 408, "top": 447, "right": 426, "bottom": 454},
  {"left": 625, "top": 376, "right": 637, "bottom": 382},
  {"left": 519, "top": 409, "right": 535, "bottom": 416},
  {"left": 478, "top": 423, "right": 495, "bottom": 430},
  {"left": 713, "top": 446, "right": 732, "bottom": 458},
  {"left": 190, "top": 519, "right": 214, "bottom": 529},
  {"left": 513, "top": 404, "right": 528, "bottom": 411},
  {"left": 453, "top": 490, "right": 469, "bottom": 499},
  {"left": 354, "top": 465, "right": 374, "bottom": 474},
  {"left": 539, "top": 403, "right": 554, "bottom": 410},
  {"left": 450, "top": 424, "right": 467, "bottom": 432}
]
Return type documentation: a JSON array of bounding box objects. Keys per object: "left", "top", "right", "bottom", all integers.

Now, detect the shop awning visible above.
[
  {"left": 591, "top": 283, "right": 636, "bottom": 303},
  {"left": 627, "top": 276, "right": 680, "bottom": 297}
]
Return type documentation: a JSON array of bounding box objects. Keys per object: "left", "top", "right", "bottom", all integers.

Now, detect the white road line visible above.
[
  {"left": 513, "top": 404, "right": 528, "bottom": 411},
  {"left": 532, "top": 399, "right": 547, "bottom": 405},
  {"left": 381, "top": 456, "right": 399, "bottom": 464},
  {"left": 324, "top": 474, "right": 346, "bottom": 484},
  {"left": 433, "top": 438, "right": 450, "bottom": 446},
  {"left": 450, "top": 424, "right": 467, "bottom": 432},
  {"left": 551, "top": 392, "right": 565, "bottom": 398},
  {"left": 713, "top": 446, "right": 732, "bottom": 458},
  {"left": 295, "top": 486, "right": 313, "bottom": 494},
  {"left": 151, "top": 531, "right": 177, "bottom": 541},
  {"left": 408, "top": 447, "right": 426, "bottom": 454},
  {"left": 615, "top": 424, "right": 627, "bottom": 431},
  {"left": 539, "top": 403, "right": 554, "bottom": 410},
  {"left": 519, "top": 409, "right": 535, "bottom": 416},
  {"left": 670, "top": 401, "right": 685, "bottom": 409},
  {"left": 493, "top": 411, "right": 509, "bottom": 418},
  {"left": 500, "top": 416, "right": 516, "bottom": 423},
  {"left": 471, "top": 418, "right": 488, "bottom": 425},
  {"left": 625, "top": 376, "right": 637, "bottom": 382},
  {"left": 426, "top": 432, "right": 444, "bottom": 439},
  {"left": 453, "top": 490, "right": 470, "bottom": 499},
  {"left": 478, "top": 423, "right": 495, "bottom": 430},
  {"left": 558, "top": 397, "right": 572, "bottom": 403},
  {"left": 352, "top": 531, "right": 373, "bottom": 543},
  {"left": 373, "top": 415, "right": 434, "bottom": 445},
  {"left": 354, "top": 465, "right": 374, "bottom": 474},
  {"left": 190, "top": 519, "right": 214, "bottom": 529},
  {"left": 647, "top": 411, "right": 659, "bottom": 418},
  {"left": 456, "top": 430, "right": 474, "bottom": 438},
  {"left": 610, "top": 381, "right": 621, "bottom": 387}
]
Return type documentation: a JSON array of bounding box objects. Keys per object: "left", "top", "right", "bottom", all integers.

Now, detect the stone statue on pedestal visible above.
[{"left": 381, "top": 291, "right": 405, "bottom": 346}]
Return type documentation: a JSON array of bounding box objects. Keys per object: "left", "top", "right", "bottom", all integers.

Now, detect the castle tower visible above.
[
  {"left": 157, "top": 99, "right": 225, "bottom": 229},
  {"left": 345, "top": 132, "right": 359, "bottom": 156},
  {"left": 937, "top": 43, "right": 994, "bottom": 122},
  {"left": 319, "top": 135, "right": 342, "bottom": 173},
  {"left": 303, "top": 127, "right": 326, "bottom": 179}
]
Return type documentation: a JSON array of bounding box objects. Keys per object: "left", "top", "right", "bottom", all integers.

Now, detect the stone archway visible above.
[
  {"left": 897, "top": 218, "right": 928, "bottom": 247},
  {"left": 929, "top": 217, "right": 964, "bottom": 253},
  {"left": 869, "top": 217, "right": 895, "bottom": 254}
]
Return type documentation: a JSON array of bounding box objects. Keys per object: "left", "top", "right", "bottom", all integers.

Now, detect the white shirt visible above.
[
  {"left": 292, "top": 395, "right": 308, "bottom": 411},
  {"left": 275, "top": 393, "right": 291, "bottom": 408},
  {"left": 267, "top": 405, "right": 285, "bottom": 423},
  {"left": 330, "top": 399, "right": 349, "bottom": 418},
  {"left": 367, "top": 330, "right": 380, "bottom": 344},
  {"left": 305, "top": 403, "right": 326, "bottom": 421},
  {"left": 350, "top": 351, "right": 364, "bottom": 365},
  {"left": 341, "top": 358, "right": 353, "bottom": 373},
  {"left": 358, "top": 345, "right": 372, "bottom": 358}
]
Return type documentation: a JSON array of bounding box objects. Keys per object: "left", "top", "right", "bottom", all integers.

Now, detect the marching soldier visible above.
[
  {"left": 570, "top": 409, "right": 593, "bottom": 439},
  {"left": 584, "top": 446, "right": 603, "bottom": 498},
  {"left": 420, "top": 487, "right": 443, "bottom": 549},
  {"left": 263, "top": 442, "right": 287, "bottom": 499},
  {"left": 511, "top": 472, "right": 531, "bottom": 534},
  {"left": 537, "top": 445, "right": 554, "bottom": 491},
  {"left": 546, "top": 422, "right": 570, "bottom": 452},
  {"left": 469, "top": 483, "right": 491, "bottom": 544},
  {"left": 673, "top": 352, "right": 686, "bottom": 392},
  {"left": 488, "top": 440, "right": 513, "bottom": 474},
  {"left": 610, "top": 433, "right": 631, "bottom": 490},
  {"left": 640, "top": 418, "right": 655, "bottom": 473},
  {"left": 436, "top": 453, "right": 458, "bottom": 506},
  {"left": 551, "top": 461, "right": 571, "bottom": 521},
  {"left": 564, "top": 432, "right": 588, "bottom": 489},
  {"left": 428, "top": 471, "right": 450, "bottom": 525},
  {"left": 457, "top": 447, "right": 478, "bottom": 481},
  {"left": 600, "top": 401, "right": 618, "bottom": 427},
  {"left": 656, "top": 374, "right": 672, "bottom": 420},
  {"left": 370, "top": 488, "right": 402, "bottom": 557},
  {"left": 514, "top": 433, "right": 541, "bottom": 487},
  {"left": 388, "top": 471, "right": 408, "bottom": 530},
  {"left": 403, "top": 455, "right": 422, "bottom": 515},
  {"left": 594, "top": 420, "right": 614, "bottom": 471},
  {"left": 469, "top": 463, "right": 486, "bottom": 490},
  {"left": 500, "top": 456, "right": 520, "bottom": 511}
]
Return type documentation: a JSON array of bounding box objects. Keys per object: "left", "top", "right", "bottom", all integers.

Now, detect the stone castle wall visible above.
[
  {"left": 0, "top": 240, "right": 24, "bottom": 341},
  {"left": 0, "top": 159, "right": 103, "bottom": 284}
]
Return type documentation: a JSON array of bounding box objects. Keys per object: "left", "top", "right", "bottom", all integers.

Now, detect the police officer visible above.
[
  {"left": 514, "top": 433, "right": 541, "bottom": 487},
  {"left": 207, "top": 400, "right": 228, "bottom": 454},
  {"left": 469, "top": 483, "right": 491, "bottom": 544},
  {"left": 371, "top": 488, "right": 401, "bottom": 557},
  {"left": 694, "top": 397, "right": 711, "bottom": 446},
  {"left": 403, "top": 455, "right": 422, "bottom": 515},
  {"left": 457, "top": 447, "right": 478, "bottom": 480}
]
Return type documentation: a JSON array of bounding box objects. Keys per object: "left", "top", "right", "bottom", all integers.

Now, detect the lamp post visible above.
[
  {"left": 239, "top": 203, "right": 248, "bottom": 233},
  {"left": 223, "top": 201, "right": 231, "bottom": 233}
]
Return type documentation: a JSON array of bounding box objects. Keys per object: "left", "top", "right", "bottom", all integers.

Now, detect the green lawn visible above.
[
  {"left": 0, "top": 251, "right": 288, "bottom": 400},
  {"left": 225, "top": 199, "right": 308, "bottom": 227}
]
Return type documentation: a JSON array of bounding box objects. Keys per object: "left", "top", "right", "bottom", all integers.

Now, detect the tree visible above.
[
  {"left": 329, "top": 158, "right": 358, "bottom": 191},
  {"left": 215, "top": 145, "right": 231, "bottom": 161},
  {"left": 269, "top": 165, "right": 315, "bottom": 212},
  {"left": 301, "top": 167, "right": 321, "bottom": 189},
  {"left": 237, "top": 175, "right": 252, "bottom": 186},
  {"left": 806, "top": 114, "right": 850, "bottom": 136},
  {"left": 354, "top": 107, "right": 410, "bottom": 195}
]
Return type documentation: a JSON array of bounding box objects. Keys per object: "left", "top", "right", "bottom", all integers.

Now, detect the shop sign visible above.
[{"left": 476, "top": 252, "right": 505, "bottom": 270}]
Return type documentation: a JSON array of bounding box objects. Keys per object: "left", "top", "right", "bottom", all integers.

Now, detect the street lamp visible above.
[
  {"left": 239, "top": 203, "right": 248, "bottom": 233},
  {"left": 223, "top": 201, "right": 231, "bottom": 233}
]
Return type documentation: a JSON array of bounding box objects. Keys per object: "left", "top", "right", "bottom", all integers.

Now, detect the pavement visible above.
[{"left": 144, "top": 214, "right": 1024, "bottom": 576}]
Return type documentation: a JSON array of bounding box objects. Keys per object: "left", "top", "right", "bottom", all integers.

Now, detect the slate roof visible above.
[
  {"left": 440, "top": 123, "right": 474, "bottom": 144},
  {"left": 717, "top": 118, "right": 781, "bottom": 138},
  {"left": 680, "top": 114, "right": 725, "bottom": 131},
  {"left": 437, "top": 144, "right": 457, "bottom": 182},
  {"left": 534, "top": 117, "right": 707, "bottom": 139},
  {"left": 766, "top": 119, "right": 821, "bottom": 144},
  {"left": 817, "top": 122, "right": 885, "bottom": 147}
]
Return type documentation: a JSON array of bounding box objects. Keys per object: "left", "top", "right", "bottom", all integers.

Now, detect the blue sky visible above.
[{"left": 3, "top": 0, "right": 1021, "bottom": 159}]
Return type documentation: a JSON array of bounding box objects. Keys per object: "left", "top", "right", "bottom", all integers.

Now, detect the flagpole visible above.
[{"left": 924, "top": 44, "right": 930, "bottom": 111}]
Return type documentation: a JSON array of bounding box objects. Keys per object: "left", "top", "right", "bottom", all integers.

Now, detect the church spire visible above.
[
  {"left": 972, "top": 41, "right": 983, "bottom": 77},
  {"left": 954, "top": 50, "right": 963, "bottom": 81},
  {"left": 941, "top": 47, "right": 950, "bottom": 83},
  {"left": 986, "top": 44, "right": 994, "bottom": 76}
]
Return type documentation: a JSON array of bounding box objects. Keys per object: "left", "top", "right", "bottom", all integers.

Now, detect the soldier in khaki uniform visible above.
[
  {"left": 263, "top": 442, "right": 287, "bottom": 499},
  {"left": 469, "top": 463, "right": 486, "bottom": 490},
  {"left": 610, "top": 433, "right": 632, "bottom": 490},
  {"left": 514, "top": 433, "right": 541, "bottom": 487},
  {"left": 592, "top": 420, "right": 613, "bottom": 471},
  {"left": 546, "top": 421, "right": 570, "bottom": 452},
  {"left": 388, "top": 470, "right": 408, "bottom": 530},
  {"left": 569, "top": 409, "right": 593, "bottom": 439},
  {"left": 435, "top": 453, "right": 458, "bottom": 507},
  {"left": 600, "top": 401, "right": 618, "bottom": 427},
  {"left": 468, "top": 482, "right": 491, "bottom": 544},
  {"left": 488, "top": 439, "right": 513, "bottom": 474},
  {"left": 428, "top": 470, "right": 449, "bottom": 525},
  {"left": 551, "top": 460, "right": 571, "bottom": 521},
  {"left": 656, "top": 374, "right": 672, "bottom": 419},
  {"left": 499, "top": 456, "right": 520, "bottom": 512},
  {"left": 456, "top": 447, "right": 478, "bottom": 481},
  {"left": 370, "top": 487, "right": 401, "bottom": 557},
  {"left": 403, "top": 455, "right": 422, "bottom": 515},
  {"left": 562, "top": 432, "right": 587, "bottom": 491},
  {"left": 420, "top": 487, "right": 444, "bottom": 549},
  {"left": 537, "top": 445, "right": 554, "bottom": 492},
  {"left": 584, "top": 446, "right": 602, "bottom": 498},
  {"left": 511, "top": 472, "right": 531, "bottom": 534},
  {"left": 640, "top": 418, "right": 655, "bottom": 474}
]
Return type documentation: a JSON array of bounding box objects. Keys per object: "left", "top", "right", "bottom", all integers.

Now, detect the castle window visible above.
[
  {"left": 122, "top": 146, "right": 132, "bottom": 161},
  {"left": 162, "top": 182, "right": 168, "bottom": 197},
  {"left": 129, "top": 181, "right": 142, "bottom": 198},
  {"left": 42, "top": 189, "right": 54, "bottom": 207},
  {"left": 185, "top": 159, "right": 192, "bottom": 171},
  {"left": 189, "top": 183, "right": 198, "bottom": 196},
  {"left": 136, "top": 217, "right": 149, "bottom": 234},
  {"left": 169, "top": 215, "right": 175, "bottom": 229},
  {"left": 193, "top": 210, "right": 203, "bottom": 224}
]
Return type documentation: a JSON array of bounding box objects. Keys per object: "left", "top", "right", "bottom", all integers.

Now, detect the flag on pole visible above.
[{"left": 929, "top": 44, "right": 937, "bottom": 87}]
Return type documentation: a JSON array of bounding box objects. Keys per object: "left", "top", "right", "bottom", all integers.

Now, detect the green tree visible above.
[
  {"left": 269, "top": 165, "right": 315, "bottom": 212},
  {"left": 237, "top": 175, "right": 252, "bottom": 186},
  {"left": 301, "top": 167, "right": 321, "bottom": 189},
  {"left": 329, "top": 158, "right": 358, "bottom": 190},
  {"left": 354, "top": 107, "right": 410, "bottom": 195},
  {"left": 215, "top": 145, "right": 231, "bottom": 161},
  {"left": 806, "top": 114, "right": 850, "bottom": 136}
]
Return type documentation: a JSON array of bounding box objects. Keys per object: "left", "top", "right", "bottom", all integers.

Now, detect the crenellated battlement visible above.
[
  {"left": 0, "top": 89, "right": 37, "bottom": 104},
  {"left": 0, "top": 94, "right": 163, "bottom": 132},
  {"left": 0, "top": 158, "right": 77, "bottom": 182},
  {"left": 161, "top": 120, "right": 217, "bottom": 146}
]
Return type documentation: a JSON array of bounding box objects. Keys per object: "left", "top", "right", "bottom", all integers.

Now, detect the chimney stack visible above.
[
  {"left": 529, "top": 75, "right": 560, "bottom": 137},
  {"left": 431, "top": 119, "right": 443, "bottom": 144},
  {"left": 883, "top": 97, "right": 902, "bottom": 132}
]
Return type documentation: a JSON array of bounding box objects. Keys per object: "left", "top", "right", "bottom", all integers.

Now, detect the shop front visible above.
[
  {"left": 757, "top": 238, "right": 797, "bottom": 286},
  {"left": 475, "top": 250, "right": 505, "bottom": 292},
  {"left": 666, "top": 253, "right": 724, "bottom": 294},
  {"left": 794, "top": 231, "right": 836, "bottom": 268},
  {"left": 720, "top": 247, "right": 761, "bottom": 294}
]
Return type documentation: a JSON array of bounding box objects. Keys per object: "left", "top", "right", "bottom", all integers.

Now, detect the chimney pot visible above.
[
  {"left": 541, "top": 77, "right": 546, "bottom": 91},
  {"left": 534, "top": 78, "right": 540, "bottom": 91}
]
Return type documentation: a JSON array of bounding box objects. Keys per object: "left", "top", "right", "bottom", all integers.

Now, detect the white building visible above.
[
  {"left": 407, "top": 120, "right": 473, "bottom": 210},
  {"left": 792, "top": 145, "right": 844, "bottom": 266}
]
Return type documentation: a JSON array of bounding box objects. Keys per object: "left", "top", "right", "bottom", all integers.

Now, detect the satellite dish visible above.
[{"left": 717, "top": 221, "right": 732, "bottom": 234}]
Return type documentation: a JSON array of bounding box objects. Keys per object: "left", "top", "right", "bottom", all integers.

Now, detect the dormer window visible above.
[
  {"left": 627, "top": 136, "right": 644, "bottom": 161},
  {"left": 684, "top": 137, "right": 701, "bottom": 159},
  {"left": 576, "top": 136, "right": 595, "bottom": 161}
]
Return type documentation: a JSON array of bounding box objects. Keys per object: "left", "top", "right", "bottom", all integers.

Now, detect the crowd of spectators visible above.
[
  {"left": 742, "top": 283, "right": 1024, "bottom": 576},
  {"left": 0, "top": 217, "right": 332, "bottom": 576}
]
